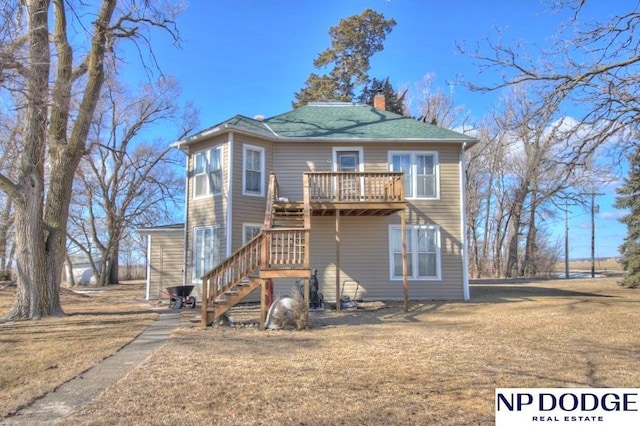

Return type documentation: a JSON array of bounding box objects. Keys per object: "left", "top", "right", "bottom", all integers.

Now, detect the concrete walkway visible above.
[{"left": 1, "top": 309, "right": 181, "bottom": 426}]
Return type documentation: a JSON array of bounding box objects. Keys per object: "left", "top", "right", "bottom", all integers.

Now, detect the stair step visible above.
[{"left": 225, "top": 290, "right": 238, "bottom": 296}]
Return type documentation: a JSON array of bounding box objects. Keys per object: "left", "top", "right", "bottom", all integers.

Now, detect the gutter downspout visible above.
[
  {"left": 182, "top": 151, "right": 189, "bottom": 287},
  {"left": 145, "top": 235, "right": 151, "bottom": 300},
  {"left": 460, "top": 142, "right": 470, "bottom": 300},
  {"left": 227, "top": 133, "right": 234, "bottom": 257}
]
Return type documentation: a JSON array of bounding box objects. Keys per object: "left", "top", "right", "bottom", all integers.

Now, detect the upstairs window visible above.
[
  {"left": 243, "top": 145, "right": 265, "bottom": 196},
  {"left": 193, "top": 146, "right": 222, "bottom": 198},
  {"left": 389, "top": 151, "right": 439, "bottom": 199}
]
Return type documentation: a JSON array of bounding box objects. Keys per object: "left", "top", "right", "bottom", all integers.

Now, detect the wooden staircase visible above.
[{"left": 201, "top": 174, "right": 311, "bottom": 328}]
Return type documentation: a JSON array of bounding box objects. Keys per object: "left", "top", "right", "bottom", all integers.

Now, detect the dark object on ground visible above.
[
  {"left": 296, "top": 269, "right": 324, "bottom": 310},
  {"left": 166, "top": 285, "right": 196, "bottom": 309}
]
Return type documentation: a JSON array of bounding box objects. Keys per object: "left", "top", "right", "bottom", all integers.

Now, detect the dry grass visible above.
[
  {"left": 43, "top": 277, "right": 640, "bottom": 426},
  {"left": 0, "top": 279, "right": 640, "bottom": 425},
  {"left": 555, "top": 258, "right": 623, "bottom": 272},
  {"left": 0, "top": 281, "right": 158, "bottom": 419}
]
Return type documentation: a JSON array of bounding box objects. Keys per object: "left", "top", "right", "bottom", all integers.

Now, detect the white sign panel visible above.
[{"left": 496, "top": 388, "right": 640, "bottom": 426}]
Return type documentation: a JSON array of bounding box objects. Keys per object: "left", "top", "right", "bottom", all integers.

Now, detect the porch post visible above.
[
  {"left": 259, "top": 279, "right": 267, "bottom": 330},
  {"left": 401, "top": 208, "right": 409, "bottom": 312},
  {"left": 304, "top": 277, "right": 310, "bottom": 327},
  {"left": 335, "top": 210, "right": 341, "bottom": 311}
]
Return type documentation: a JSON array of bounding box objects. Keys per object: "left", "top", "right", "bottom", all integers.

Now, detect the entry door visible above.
[{"left": 336, "top": 151, "right": 361, "bottom": 200}]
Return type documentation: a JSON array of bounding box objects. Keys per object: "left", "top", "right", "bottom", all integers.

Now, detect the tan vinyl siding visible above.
[
  {"left": 273, "top": 142, "right": 333, "bottom": 200},
  {"left": 230, "top": 135, "right": 274, "bottom": 251},
  {"left": 147, "top": 231, "right": 185, "bottom": 300},
  {"left": 270, "top": 142, "right": 465, "bottom": 300},
  {"left": 185, "top": 135, "right": 230, "bottom": 295},
  {"left": 272, "top": 214, "right": 464, "bottom": 302}
]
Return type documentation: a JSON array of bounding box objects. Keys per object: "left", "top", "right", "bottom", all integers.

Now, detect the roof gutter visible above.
[
  {"left": 172, "top": 122, "right": 480, "bottom": 149},
  {"left": 172, "top": 126, "right": 225, "bottom": 151}
]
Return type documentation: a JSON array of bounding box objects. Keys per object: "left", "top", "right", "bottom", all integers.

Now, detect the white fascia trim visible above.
[
  {"left": 280, "top": 136, "right": 477, "bottom": 144},
  {"left": 460, "top": 143, "right": 470, "bottom": 301},
  {"left": 145, "top": 235, "right": 151, "bottom": 300},
  {"left": 227, "top": 134, "right": 234, "bottom": 257}
]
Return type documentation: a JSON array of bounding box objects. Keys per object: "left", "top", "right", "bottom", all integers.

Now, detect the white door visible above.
[{"left": 335, "top": 150, "right": 360, "bottom": 200}]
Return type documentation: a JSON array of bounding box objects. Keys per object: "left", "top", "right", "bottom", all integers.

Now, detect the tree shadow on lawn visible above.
[
  {"left": 470, "top": 284, "right": 616, "bottom": 303},
  {"left": 309, "top": 301, "right": 470, "bottom": 329},
  {"left": 310, "top": 283, "right": 618, "bottom": 328}
]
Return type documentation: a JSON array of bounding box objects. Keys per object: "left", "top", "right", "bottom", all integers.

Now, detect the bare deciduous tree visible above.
[
  {"left": 465, "top": 86, "right": 605, "bottom": 278},
  {"left": 409, "top": 73, "right": 466, "bottom": 128},
  {"left": 460, "top": 1, "right": 639, "bottom": 162},
  {"left": 0, "top": 0, "right": 184, "bottom": 320},
  {"left": 67, "top": 76, "right": 196, "bottom": 286}
]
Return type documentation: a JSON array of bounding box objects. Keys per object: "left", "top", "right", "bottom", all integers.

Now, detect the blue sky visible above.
[{"left": 126, "top": 0, "right": 630, "bottom": 260}]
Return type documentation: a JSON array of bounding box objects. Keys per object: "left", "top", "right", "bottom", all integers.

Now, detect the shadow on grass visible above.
[
  {"left": 67, "top": 309, "right": 157, "bottom": 317},
  {"left": 470, "top": 284, "right": 616, "bottom": 303},
  {"left": 311, "top": 283, "right": 618, "bottom": 328}
]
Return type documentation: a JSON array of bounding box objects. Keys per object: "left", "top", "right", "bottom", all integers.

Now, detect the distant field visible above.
[{"left": 555, "top": 258, "right": 622, "bottom": 272}]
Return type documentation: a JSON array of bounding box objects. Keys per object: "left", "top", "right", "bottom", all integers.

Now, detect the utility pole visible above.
[
  {"left": 565, "top": 200, "right": 569, "bottom": 279},
  {"left": 589, "top": 192, "right": 605, "bottom": 278}
]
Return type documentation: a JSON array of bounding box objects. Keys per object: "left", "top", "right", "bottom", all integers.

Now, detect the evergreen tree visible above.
[
  {"left": 358, "top": 77, "right": 407, "bottom": 115},
  {"left": 614, "top": 144, "right": 640, "bottom": 288},
  {"left": 293, "top": 9, "right": 396, "bottom": 108}
]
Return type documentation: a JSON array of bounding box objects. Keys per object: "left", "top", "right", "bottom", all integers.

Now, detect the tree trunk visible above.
[
  {"left": 9, "top": 174, "right": 52, "bottom": 319},
  {"left": 109, "top": 244, "right": 119, "bottom": 284},
  {"left": 5, "top": 1, "right": 59, "bottom": 320},
  {"left": 505, "top": 223, "right": 520, "bottom": 278},
  {"left": 64, "top": 251, "right": 75, "bottom": 287},
  {"left": 521, "top": 196, "right": 538, "bottom": 277},
  {"left": 0, "top": 198, "right": 13, "bottom": 273}
]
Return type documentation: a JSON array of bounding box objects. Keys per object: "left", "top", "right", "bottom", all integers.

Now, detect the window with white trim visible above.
[
  {"left": 389, "top": 151, "right": 439, "bottom": 198},
  {"left": 243, "top": 145, "right": 265, "bottom": 196},
  {"left": 193, "top": 226, "right": 221, "bottom": 282},
  {"left": 193, "top": 146, "right": 222, "bottom": 198},
  {"left": 242, "top": 224, "right": 262, "bottom": 243},
  {"left": 389, "top": 225, "right": 441, "bottom": 280}
]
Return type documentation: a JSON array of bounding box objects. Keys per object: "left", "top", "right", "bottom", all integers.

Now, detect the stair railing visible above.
[{"left": 201, "top": 233, "right": 265, "bottom": 323}]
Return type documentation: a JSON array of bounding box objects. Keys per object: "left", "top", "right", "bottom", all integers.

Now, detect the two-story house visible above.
[{"left": 141, "top": 95, "right": 477, "bottom": 326}]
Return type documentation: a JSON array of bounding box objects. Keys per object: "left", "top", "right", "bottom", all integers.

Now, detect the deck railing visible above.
[
  {"left": 261, "top": 228, "right": 309, "bottom": 269},
  {"left": 305, "top": 172, "right": 405, "bottom": 203}
]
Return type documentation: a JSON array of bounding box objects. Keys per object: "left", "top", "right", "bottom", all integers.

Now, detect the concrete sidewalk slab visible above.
[{"left": 1, "top": 309, "right": 181, "bottom": 426}]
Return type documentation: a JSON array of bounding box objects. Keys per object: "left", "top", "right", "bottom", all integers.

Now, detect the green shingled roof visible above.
[
  {"left": 179, "top": 102, "right": 475, "bottom": 145},
  {"left": 265, "top": 103, "right": 474, "bottom": 140}
]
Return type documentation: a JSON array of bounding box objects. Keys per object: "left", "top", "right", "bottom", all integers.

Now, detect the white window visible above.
[
  {"left": 243, "top": 145, "right": 265, "bottom": 196},
  {"left": 242, "top": 223, "right": 262, "bottom": 243},
  {"left": 389, "top": 225, "right": 441, "bottom": 280},
  {"left": 389, "top": 151, "right": 439, "bottom": 199},
  {"left": 193, "top": 226, "right": 221, "bottom": 282},
  {"left": 193, "top": 146, "right": 223, "bottom": 198}
]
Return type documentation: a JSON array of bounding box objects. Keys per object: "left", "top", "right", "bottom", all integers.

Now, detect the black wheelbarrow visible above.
[{"left": 166, "top": 285, "right": 196, "bottom": 309}]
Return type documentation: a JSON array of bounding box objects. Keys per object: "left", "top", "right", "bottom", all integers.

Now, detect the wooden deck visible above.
[{"left": 200, "top": 171, "right": 408, "bottom": 328}]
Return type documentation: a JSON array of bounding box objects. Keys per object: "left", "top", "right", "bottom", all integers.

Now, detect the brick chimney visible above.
[{"left": 373, "top": 93, "right": 386, "bottom": 111}]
